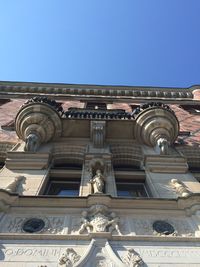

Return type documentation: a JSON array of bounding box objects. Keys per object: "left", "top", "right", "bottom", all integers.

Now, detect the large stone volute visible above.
[
  {"left": 15, "top": 97, "right": 63, "bottom": 152},
  {"left": 134, "top": 103, "right": 179, "bottom": 151}
]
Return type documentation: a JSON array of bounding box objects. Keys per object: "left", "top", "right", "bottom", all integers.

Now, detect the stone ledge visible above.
[{"left": 0, "top": 233, "right": 200, "bottom": 242}]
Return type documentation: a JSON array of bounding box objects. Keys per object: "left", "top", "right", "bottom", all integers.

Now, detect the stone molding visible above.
[
  {"left": 0, "top": 81, "right": 197, "bottom": 103},
  {"left": 145, "top": 155, "right": 188, "bottom": 173},
  {"left": 5, "top": 151, "right": 51, "bottom": 170}
]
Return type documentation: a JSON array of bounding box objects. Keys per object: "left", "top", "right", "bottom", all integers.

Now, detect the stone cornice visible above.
[
  {"left": 1, "top": 191, "right": 200, "bottom": 211},
  {"left": 0, "top": 81, "right": 199, "bottom": 103},
  {"left": 0, "top": 233, "right": 199, "bottom": 242}
]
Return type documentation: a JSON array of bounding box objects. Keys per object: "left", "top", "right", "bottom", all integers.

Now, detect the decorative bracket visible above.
[{"left": 90, "top": 121, "right": 106, "bottom": 148}]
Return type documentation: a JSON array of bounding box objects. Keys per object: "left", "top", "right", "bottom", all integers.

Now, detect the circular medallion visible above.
[
  {"left": 22, "top": 218, "right": 45, "bottom": 233},
  {"left": 153, "top": 220, "right": 175, "bottom": 235}
]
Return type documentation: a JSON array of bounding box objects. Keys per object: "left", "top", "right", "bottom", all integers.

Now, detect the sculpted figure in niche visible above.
[
  {"left": 24, "top": 133, "right": 41, "bottom": 152},
  {"left": 157, "top": 137, "right": 169, "bottom": 155},
  {"left": 89, "top": 169, "right": 105, "bottom": 194},
  {"left": 5, "top": 176, "right": 26, "bottom": 194}
]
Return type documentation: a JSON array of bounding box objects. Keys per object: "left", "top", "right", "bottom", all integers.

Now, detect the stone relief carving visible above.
[
  {"left": 24, "top": 133, "right": 41, "bottom": 152},
  {"left": 122, "top": 248, "right": 144, "bottom": 267},
  {"left": 3, "top": 216, "right": 64, "bottom": 234},
  {"left": 5, "top": 176, "right": 26, "bottom": 194},
  {"left": 58, "top": 248, "right": 81, "bottom": 267},
  {"left": 89, "top": 169, "right": 105, "bottom": 194},
  {"left": 78, "top": 205, "right": 122, "bottom": 235},
  {"left": 133, "top": 219, "right": 153, "bottom": 235},
  {"left": 171, "top": 178, "right": 191, "bottom": 197},
  {"left": 132, "top": 218, "right": 194, "bottom": 237},
  {"left": 172, "top": 219, "right": 194, "bottom": 237},
  {"left": 95, "top": 254, "right": 114, "bottom": 267}
]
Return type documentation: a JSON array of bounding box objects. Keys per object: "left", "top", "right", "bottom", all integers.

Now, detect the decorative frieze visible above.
[{"left": 2, "top": 215, "right": 65, "bottom": 234}]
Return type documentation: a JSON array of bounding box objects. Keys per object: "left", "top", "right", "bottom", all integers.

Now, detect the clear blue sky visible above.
[{"left": 0, "top": 0, "right": 200, "bottom": 87}]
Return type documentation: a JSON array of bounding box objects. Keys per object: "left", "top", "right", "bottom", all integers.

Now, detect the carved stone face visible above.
[{"left": 96, "top": 169, "right": 101, "bottom": 175}]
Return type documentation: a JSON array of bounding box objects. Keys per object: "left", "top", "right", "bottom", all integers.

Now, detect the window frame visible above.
[
  {"left": 43, "top": 168, "right": 82, "bottom": 197},
  {"left": 114, "top": 170, "right": 150, "bottom": 198}
]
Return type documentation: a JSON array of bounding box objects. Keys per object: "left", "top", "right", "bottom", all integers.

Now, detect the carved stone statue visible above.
[
  {"left": 78, "top": 205, "right": 122, "bottom": 235},
  {"left": 157, "top": 137, "right": 169, "bottom": 155},
  {"left": 89, "top": 169, "right": 105, "bottom": 194},
  {"left": 171, "top": 179, "right": 191, "bottom": 197},
  {"left": 108, "top": 212, "right": 122, "bottom": 235},
  {"left": 24, "top": 133, "right": 41, "bottom": 152},
  {"left": 78, "top": 211, "right": 92, "bottom": 234},
  {"left": 122, "top": 249, "right": 144, "bottom": 267},
  {"left": 5, "top": 176, "right": 26, "bottom": 194},
  {"left": 58, "top": 248, "right": 81, "bottom": 267}
]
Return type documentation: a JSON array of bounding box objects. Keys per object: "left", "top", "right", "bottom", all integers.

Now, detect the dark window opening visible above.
[
  {"left": 0, "top": 162, "right": 4, "bottom": 169},
  {"left": 0, "top": 99, "right": 11, "bottom": 106},
  {"left": 113, "top": 164, "right": 141, "bottom": 171},
  {"left": 189, "top": 166, "right": 200, "bottom": 173},
  {"left": 179, "top": 105, "right": 200, "bottom": 114},
  {"left": 45, "top": 179, "right": 80, "bottom": 196},
  {"left": 85, "top": 102, "right": 107, "bottom": 110},
  {"left": 116, "top": 179, "right": 148, "bottom": 198},
  {"left": 52, "top": 163, "right": 82, "bottom": 170},
  {"left": 1, "top": 119, "right": 15, "bottom": 131}
]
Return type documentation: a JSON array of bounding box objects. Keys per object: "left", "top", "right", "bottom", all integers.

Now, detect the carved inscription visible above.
[
  {"left": 131, "top": 248, "right": 200, "bottom": 259},
  {"left": 3, "top": 248, "right": 61, "bottom": 258}
]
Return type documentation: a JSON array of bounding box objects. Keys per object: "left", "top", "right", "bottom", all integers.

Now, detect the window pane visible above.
[
  {"left": 116, "top": 182, "right": 148, "bottom": 198},
  {"left": 47, "top": 181, "right": 80, "bottom": 196}
]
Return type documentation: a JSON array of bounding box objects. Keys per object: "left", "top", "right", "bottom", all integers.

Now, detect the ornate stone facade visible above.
[{"left": 0, "top": 82, "right": 200, "bottom": 266}]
